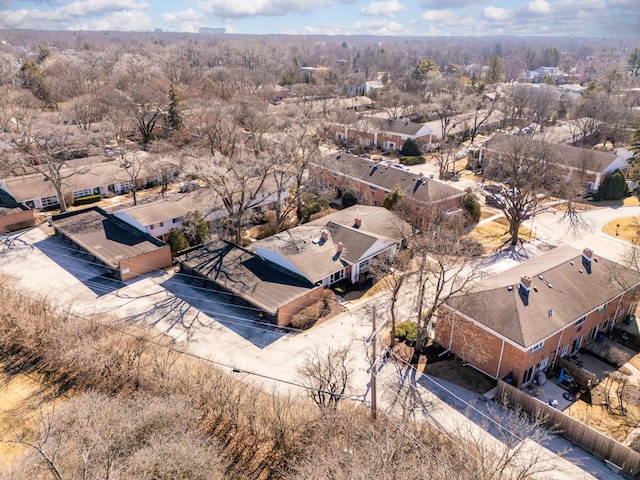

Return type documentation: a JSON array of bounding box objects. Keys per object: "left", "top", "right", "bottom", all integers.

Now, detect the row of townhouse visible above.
[
  {"left": 311, "top": 153, "right": 466, "bottom": 225},
  {"left": 436, "top": 246, "right": 640, "bottom": 388}
]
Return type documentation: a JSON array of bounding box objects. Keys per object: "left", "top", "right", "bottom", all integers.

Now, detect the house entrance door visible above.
[{"left": 523, "top": 366, "right": 535, "bottom": 386}]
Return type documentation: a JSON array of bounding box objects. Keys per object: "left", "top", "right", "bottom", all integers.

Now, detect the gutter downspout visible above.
[
  {"left": 496, "top": 339, "right": 505, "bottom": 379},
  {"left": 553, "top": 327, "right": 565, "bottom": 368}
]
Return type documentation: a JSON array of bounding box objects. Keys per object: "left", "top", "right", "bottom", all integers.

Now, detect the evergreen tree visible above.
[
  {"left": 400, "top": 138, "right": 422, "bottom": 157},
  {"left": 598, "top": 170, "right": 628, "bottom": 201},
  {"left": 167, "top": 84, "right": 184, "bottom": 131},
  {"left": 485, "top": 55, "right": 505, "bottom": 84},
  {"left": 341, "top": 190, "right": 358, "bottom": 208},
  {"left": 462, "top": 188, "right": 481, "bottom": 223},
  {"left": 182, "top": 211, "right": 210, "bottom": 246},
  {"left": 167, "top": 228, "right": 189, "bottom": 255},
  {"left": 383, "top": 186, "right": 403, "bottom": 210}
]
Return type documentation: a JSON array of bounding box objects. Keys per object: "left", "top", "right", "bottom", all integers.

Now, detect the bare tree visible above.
[
  {"left": 482, "top": 134, "right": 564, "bottom": 246},
  {"left": 409, "top": 220, "right": 481, "bottom": 364},
  {"left": 299, "top": 344, "right": 352, "bottom": 411}
]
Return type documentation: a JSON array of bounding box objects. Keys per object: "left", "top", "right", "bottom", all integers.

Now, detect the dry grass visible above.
[
  {"left": 602, "top": 216, "right": 640, "bottom": 242},
  {"left": 564, "top": 381, "right": 640, "bottom": 442},
  {"left": 423, "top": 359, "right": 495, "bottom": 394},
  {"left": 468, "top": 217, "right": 535, "bottom": 253},
  {"left": 0, "top": 369, "right": 64, "bottom": 469}
]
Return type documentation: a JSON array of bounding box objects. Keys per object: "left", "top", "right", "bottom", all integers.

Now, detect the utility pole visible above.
[{"left": 371, "top": 306, "right": 377, "bottom": 422}]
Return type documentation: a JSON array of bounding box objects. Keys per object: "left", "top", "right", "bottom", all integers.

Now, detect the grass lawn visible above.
[
  {"left": 468, "top": 217, "right": 536, "bottom": 253},
  {"left": 602, "top": 216, "right": 640, "bottom": 242}
]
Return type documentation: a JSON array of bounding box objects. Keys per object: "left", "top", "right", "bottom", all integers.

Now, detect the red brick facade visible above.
[{"left": 436, "top": 295, "right": 637, "bottom": 388}]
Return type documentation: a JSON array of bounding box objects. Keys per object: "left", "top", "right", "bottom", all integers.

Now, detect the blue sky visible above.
[{"left": 0, "top": 0, "right": 638, "bottom": 36}]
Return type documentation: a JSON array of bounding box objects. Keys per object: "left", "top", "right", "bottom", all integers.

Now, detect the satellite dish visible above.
[{"left": 536, "top": 371, "right": 547, "bottom": 386}]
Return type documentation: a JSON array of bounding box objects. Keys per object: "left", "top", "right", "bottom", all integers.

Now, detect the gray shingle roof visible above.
[
  {"left": 486, "top": 133, "right": 622, "bottom": 174},
  {"left": 446, "top": 246, "right": 640, "bottom": 348},
  {"left": 320, "top": 154, "right": 464, "bottom": 204}
]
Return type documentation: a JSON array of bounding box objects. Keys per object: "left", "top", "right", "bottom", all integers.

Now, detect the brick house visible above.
[
  {"left": 333, "top": 117, "right": 434, "bottom": 151},
  {"left": 0, "top": 189, "right": 35, "bottom": 234},
  {"left": 479, "top": 133, "right": 631, "bottom": 193},
  {"left": 311, "top": 153, "right": 465, "bottom": 225},
  {"left": 435, "top": 246, "right": 640, "bottom": 388}
]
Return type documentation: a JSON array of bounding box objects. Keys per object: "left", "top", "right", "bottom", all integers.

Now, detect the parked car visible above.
[
  {"left": 482, "top": 183, "right": 503, "bottom": 194},
  {"left": 180, "top": 182, "right": 200, "bottom": 193},
  {"left": 486, "top": 194, "right": 505, "bottom": 208}
]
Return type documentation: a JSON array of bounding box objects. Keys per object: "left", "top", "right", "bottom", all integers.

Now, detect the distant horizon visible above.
[{"left": 1, "top": 0, "right": 638, "bottom": 37}]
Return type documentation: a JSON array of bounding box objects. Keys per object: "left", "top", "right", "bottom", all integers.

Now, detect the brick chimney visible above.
[
  {"left": 321, "top": 229, "right": 329, "bottom": 241},
  {"left": 354, "top": 217, "right": 362, "bottom": 228},
  {"left": 582, "top": 247, "right": 593, "bottom": 263},
  {"left": 520, "top": 275, "right": 532, "bottom": 292},
  {"left": 337, "top": 242, "right": 343, "bottom": 253}
]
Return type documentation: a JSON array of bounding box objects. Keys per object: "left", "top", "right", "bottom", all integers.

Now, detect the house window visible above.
[
  {"left": 560, "top": 344, "right": 569, "bottom": 357},
  {"left": 575, "top": 316, "right": 587, "bottom": 327},
  {"left": 330, "top": 269, "right": 345, "bottom": 284},
  {"left": 359, "top": 259, "right": 371, "bottom": 271},
  {"left": 596, "top": 303, "right": 608, "bottom": 312},
  {"left": 158, "top": 221, "right": 164, "bottom": 227},
  {"left": 73, "top": 188, "right": 94, "bottom": 198},
  {"left": 602, "top": 319, "right": 610, "bottom": 331},
  {"left": 530, "top": 341, "right": 544, "bottom": 353},
  {"left": 173, "top": 218, "right": 180, "bottom": 223},
  {"left": 540, "top": 357, "right": 549, "bottom": 371},
  {"left": 41, "top": 195, "right": 59, "bottom": 207},
  {"left": 369, "top": 185, "right": 377, "bottom": 192}
]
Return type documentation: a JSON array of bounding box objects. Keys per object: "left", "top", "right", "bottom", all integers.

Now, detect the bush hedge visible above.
[
  {"left": 399, "top": 156, "right": 425, "bottom": 165},
  {"left": 395, "top": 321, "right": 417, "bottom": 345},
  {"left": 73, "top": 194, "right": 103, "bottom": 206}
]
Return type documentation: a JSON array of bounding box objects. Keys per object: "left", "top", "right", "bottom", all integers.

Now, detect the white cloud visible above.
[
  {"left": 161, "top": 8, "right": 203, "bottom": 32},
  {"left": 421, "top": 0, "right": 488, "bottom": 7},
  {"left": 351, "top": 19, "right": 405, "bottom": 34},
  {"left": 421, "top": 9, "right": 459, "bottom": 23},
  {"left": 70, "top": 10, "right": 153, "bottom": 31},
  {"left": 0, "top": 0, "right": 151, "bottom": 30},
  {"left": 526, "top": 0, "right": 552, "bottom": 14},
  {"left": 360, "top": 0, "right": 408, "bottom": 18},
  {"left": 198, "top": 0, "right": 338, "bottom": 18},
  {"left": 482, "top": 6, "right": 512, "bottom": 21}
]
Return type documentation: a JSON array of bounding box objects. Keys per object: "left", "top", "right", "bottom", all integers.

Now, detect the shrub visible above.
[
  {"left": 462, "top": 189, "right": 481, "bottom": 223},
  {"left": 395, "top": 321, "right": 417, "bottom": 345},
  {"left": 73, "top": 194, "right": 103, "bottom": 206},
  {"left": 341, "top": 190, "right": 358, "bottom": 208},
  {"left": 399, "top": 155, "right": 425, "bottom": 165},
  {"left": 598, "top": 170, "right": 628, "bottom": 200}
]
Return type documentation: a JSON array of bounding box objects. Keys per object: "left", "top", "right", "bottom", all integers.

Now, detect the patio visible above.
[{"left": 522, "top": 378, "right": 577, "bottom": 411}]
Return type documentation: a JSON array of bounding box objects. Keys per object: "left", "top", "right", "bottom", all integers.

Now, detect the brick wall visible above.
[
  {"left": 119, "top": 245, "right": 172, "bottom": 281},
  {"left": 437, "top": 294, "right": 637, "bottom": 387},
  {"left": 0, "top": 210, "right": 35, "bottom": 234},
  {"left": 277, "top": 286, "right": 325, "bottom": 327}
]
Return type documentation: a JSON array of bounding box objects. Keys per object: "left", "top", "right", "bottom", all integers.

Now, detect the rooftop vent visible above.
[{"left": 320, "top": 229, "right": 329, "bottom": 241}]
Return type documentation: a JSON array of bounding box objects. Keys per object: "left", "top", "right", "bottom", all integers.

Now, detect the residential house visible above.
[
  {"left": 311, "top": 153, "right": 465, "bottom": 224},
  {"left": 0, "top": 152, "right": 177, "bottom": 210},
  {"left": 480, "top": 133, "right": 631, "bottom": 193},
  {"left": 435, "top": 247, "right": 640, "bottom": 388},
  {"left": 333, "top": 117, "right": 434, "bottom": 151},
  {"left": 52, "top": 207, "right": 172, "bottom": 282},
  {"left": 525, "top": 66, "right": 565, "bottom": 84},
  {"left": 252, "top": 205, "right": 412, "bottom": 287}
]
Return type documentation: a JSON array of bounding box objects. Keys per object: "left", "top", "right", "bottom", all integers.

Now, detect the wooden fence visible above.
[{"left": 496, "top": 380, "right": 640, "bottom": 476}]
